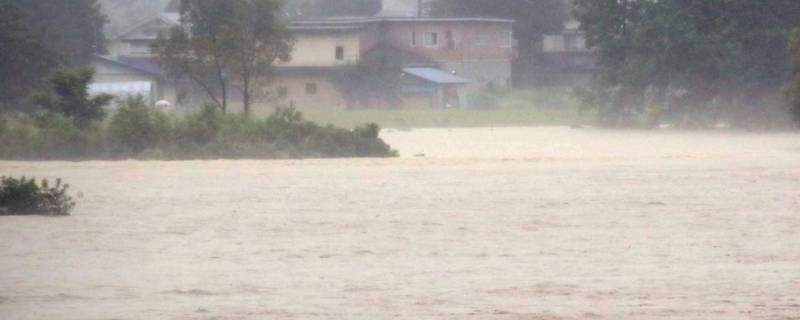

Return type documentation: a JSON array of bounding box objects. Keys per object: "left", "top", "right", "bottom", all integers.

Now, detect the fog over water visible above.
[{"left": 1, "top": 127, "right": 799, "bottom": 319}]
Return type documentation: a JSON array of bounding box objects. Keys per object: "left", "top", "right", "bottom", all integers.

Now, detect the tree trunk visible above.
[
  {"left": 214, "top": 60, "right": 227, "bottom": 113},
  {"left": 242, "top": 74, "right": 251, "bottom": 116}
]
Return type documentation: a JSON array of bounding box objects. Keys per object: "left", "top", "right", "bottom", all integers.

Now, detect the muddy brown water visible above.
[{"left": 1, "top": 127, "right": 799, "bottom": 319}]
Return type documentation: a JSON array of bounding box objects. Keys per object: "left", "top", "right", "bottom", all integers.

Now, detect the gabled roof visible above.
[
  {"left": 402, "top": 68, "right": 470, "bottom": 84},
  {"left": 290, "top": 16, "right": 514, "bottom": 27},
  {"left": 114, "top": 13, "right": 180, "bottom": 41}
]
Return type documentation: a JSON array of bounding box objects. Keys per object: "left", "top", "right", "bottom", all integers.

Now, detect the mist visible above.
[{"left": 1, "top": 1, "right": 800, "bottom": 319}]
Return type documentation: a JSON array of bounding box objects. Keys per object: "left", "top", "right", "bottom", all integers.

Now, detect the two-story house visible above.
[
  {"left": 93, "top": 0, "right": 514, "bottom": 111},
  {"left": 269, "top": 15, "right": 514, "bottom": 110}
]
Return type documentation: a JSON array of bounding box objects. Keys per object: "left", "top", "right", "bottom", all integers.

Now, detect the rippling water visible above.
[{"left": 1, "top": 127, "right": 799, "bottom": 319}]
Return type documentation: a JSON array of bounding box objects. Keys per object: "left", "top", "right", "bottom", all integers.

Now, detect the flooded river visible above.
[{"left": 1, "top": 127, "right": 799, "bottom": 319}]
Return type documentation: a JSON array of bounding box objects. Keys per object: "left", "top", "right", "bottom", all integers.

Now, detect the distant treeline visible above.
[
  {"left": 0, "top": 0, "right": 108, "bottom": 112},
  {"left": 574, "top": 0, "right": 800, "bottom": 128}
]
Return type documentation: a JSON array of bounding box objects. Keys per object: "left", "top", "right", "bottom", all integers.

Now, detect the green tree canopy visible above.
[
  {"left": 0, "top": 0, "right": 107, "bottom": 112},
  {"left": 788, "top": 28, "right": 800, "bottom": 125},
  {"left": 153, "top": 0, "right": 294, "bottom": 115},
  {"left": 30, "top": 66, "right": 113, "bottom": 126},
  {"left": 575, "top": 0, "right": 800, "bottom": 126}
]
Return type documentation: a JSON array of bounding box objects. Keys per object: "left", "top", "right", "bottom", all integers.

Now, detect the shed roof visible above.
[
  {"left": 92, "top": 55, "right": 164, "bottom": 78},
  {"left": 402, "top": 68, "right": 470, "bottom": 84}
]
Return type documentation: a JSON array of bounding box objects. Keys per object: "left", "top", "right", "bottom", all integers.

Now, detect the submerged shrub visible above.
[{"left": 0, "top": 176, "right": 75, "bottom": 216}]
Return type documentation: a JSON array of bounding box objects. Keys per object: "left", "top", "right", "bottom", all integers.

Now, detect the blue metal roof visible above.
[{"left": 402, "top": 68, "right": 470, "bottom": 84}]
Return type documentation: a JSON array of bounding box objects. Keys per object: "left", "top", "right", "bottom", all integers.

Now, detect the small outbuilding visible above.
[{"left": 401, "top": 67, "right": 469, "bottom": 108}]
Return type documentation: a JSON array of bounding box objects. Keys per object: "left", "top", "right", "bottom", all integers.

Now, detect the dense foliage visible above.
[
  {"left": 0, "top": 0, "right": 107, "bottom": 111},
  {"left": 788, "top": 29, "right": 800, "bottom": 125},
  {"left": 574, "top": 0, "right": 800, "bottom": 127},
  {"left": 29, "top": 66, "right": 114, "bottom": 127},
  {"left": 152, "top": 0, "right": 295, "bottom": 115},
  {"left": 0, "top": 97, "right": 397, "bottom": 160},
  {"left": 0, "top": 177, "right": 75, "bottom": 216}
]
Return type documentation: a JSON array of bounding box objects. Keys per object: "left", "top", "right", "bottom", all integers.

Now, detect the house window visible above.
[
  {"left": 424, "top": 32, "right": 438, "bottom": 47},
  {"left": 305, "top": 83, "right": 318, "bottom": 95},
  {"left": 277, "top": 86, "right": 288, "bottom": 98},
  {"left": 335, "top": 46, "right": 345, "bottom": 61},
  {"left": 411, "top": 31, "right": 417, "bottom": 47},
  {"left": 499, "top": 31, "right": 513, "bottom": 48}
]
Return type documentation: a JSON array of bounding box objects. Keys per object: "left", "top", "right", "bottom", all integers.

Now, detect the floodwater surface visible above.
[{"left": 1, "top": 127, "right": 799, "bottom": 319}]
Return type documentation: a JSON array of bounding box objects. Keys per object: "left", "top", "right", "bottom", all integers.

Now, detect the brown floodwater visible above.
[{"left": 1, "top": 127, "right": 799, "bottom": 319}]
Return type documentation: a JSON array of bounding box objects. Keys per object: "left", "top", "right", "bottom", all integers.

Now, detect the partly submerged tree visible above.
[
  {"left": 152, "top": 0, "right": 294, "bottom": 115},
  {"left": 29, "top": 66, "right": 113, "bottom": 127}
]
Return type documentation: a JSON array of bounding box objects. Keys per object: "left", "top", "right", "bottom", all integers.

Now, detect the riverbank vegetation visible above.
[
  {"left": 574, "top": 0, "right": 800, "bottom": 129},
  {"left": 0, "top": 67, "right": 395, "bottom": 160},
  {"left": 0, "top": 99, "right": 396, "bottom": 160},
  {"left": 0, "top": 176, "right": 75, "bottom": 216}
]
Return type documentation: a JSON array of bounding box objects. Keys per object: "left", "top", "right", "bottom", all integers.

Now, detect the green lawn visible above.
[
  {"left": 303, "top": 88, "right": 583, "bottom": 129},
  {"left": 303, "top": 107, "right": 580, "bottom": 129}
]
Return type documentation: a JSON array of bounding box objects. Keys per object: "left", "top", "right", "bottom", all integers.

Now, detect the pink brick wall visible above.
[{"left": 381, "top": 21, "right": 514, "bottom": 62}]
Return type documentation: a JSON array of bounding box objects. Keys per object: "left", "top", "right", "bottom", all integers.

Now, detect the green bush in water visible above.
[{"left": 0, "top": 176, "right": 75, "bottom": 216}]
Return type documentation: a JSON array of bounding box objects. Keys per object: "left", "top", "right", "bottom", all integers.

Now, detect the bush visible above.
[
  {"left": 32, "top": 112, "right": 96, "bottom": 159},
  {"left": 0, "top": 176, "right": 75, "bottom": 216},
  {"left": 107, "top": 96, "right": 170, "bottom": 156}
]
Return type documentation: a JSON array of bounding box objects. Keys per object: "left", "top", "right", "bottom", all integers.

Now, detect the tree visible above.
[
  {"left": 0, "top": 0, "right": 54, "bottom": 111},
  {"left": 153, "top": 0, "right": 294, "bottom": 115},
  {"left": 13, "top": 0, "right": 107, "bottom": 65},
  {"left": 228, "top": 0, "right": 294, "bottom": 115},
  {"left": 0, "top": 0, "right": 107, "bottom": 111},
  {"left": 575, "top": 0, "right": 800, "bottom": 126},
  {"left": 30, "top": 66, "right": 113, "bottom": 127},
  {"left": 788, "top": 28, "right": 800, "bottom": 125},
  {"left": 430, "top": 0, "right": 568, "bottom": 85}
]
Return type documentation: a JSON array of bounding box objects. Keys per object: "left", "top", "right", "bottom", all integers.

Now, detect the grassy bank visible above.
[
  {"left": 303, "top": 107, "right": 578, "bottom": 129},
  {"left": 303, "top": 89, "right": 582, "bottom": 129}
]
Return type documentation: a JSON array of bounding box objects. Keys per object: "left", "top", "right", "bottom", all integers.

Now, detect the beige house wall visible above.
[
  {"left": 255, "top": 73, "right": 349, "bottom": 114},
  {"left": 280, "top": 33, "right": 362, "bottom": 67}
]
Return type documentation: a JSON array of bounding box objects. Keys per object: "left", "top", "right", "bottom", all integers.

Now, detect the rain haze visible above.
[{"left": 1, "top": 1, "right": 800, "bottom": 319}]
